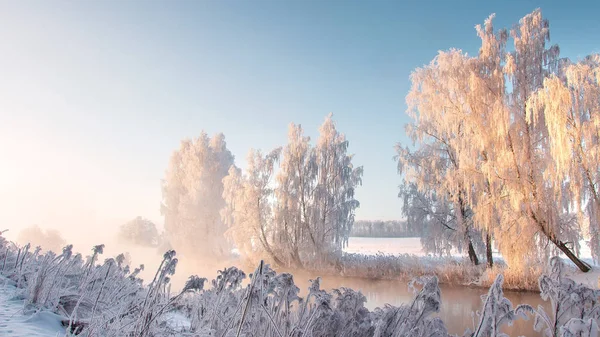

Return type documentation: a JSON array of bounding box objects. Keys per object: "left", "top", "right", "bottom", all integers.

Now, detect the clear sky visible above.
[{"left": 0, "top": 0, "right": 598, "bottom": 240}]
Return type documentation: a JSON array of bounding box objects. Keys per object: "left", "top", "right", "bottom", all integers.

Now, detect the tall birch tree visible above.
[
  {"left": 400, "top": 9, "right": 594, "bottom": 271},
  {"left": 527, "top": 55, "right": 600, "bottom": 262},
  {"left": 399, "top": 49, "right": 484, "bottom": 265},
  {"left": 223, "top": 115, "right": 362, "bottom": 268},
  {"left": 161, "top": 132, "right": 235, "bottom": 260}
]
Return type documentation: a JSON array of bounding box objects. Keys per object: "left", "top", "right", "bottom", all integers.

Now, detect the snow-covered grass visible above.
[
  {"left": 337, "top": 252, "right": 482, "bottom": 287},
  {"left": 1, "top": 231, "right": 599, "bottom": 336},
  {"left": 337, "top": 237, "right": 496, "bottom": 291},
  {"left": 344, "top": 237, "right": 599, "bottom": 292},
  {"left": 0, "top": 233, "right": 195, "bottom": 337}
]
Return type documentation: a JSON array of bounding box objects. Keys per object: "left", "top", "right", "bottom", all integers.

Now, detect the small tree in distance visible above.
[
  {"left": 118, "top": 216, "right": 160, "bottom": 247},
  {"left": 17, "top": 225, "right": 66, "bottom": 252}
]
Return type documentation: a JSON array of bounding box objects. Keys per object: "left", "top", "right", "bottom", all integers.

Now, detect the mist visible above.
[
  {"left": 1, "top": 3, "right": 599, "bottom": 336},
  {"left": 4, "top": 220, "right": 235, "bottom": 293}
]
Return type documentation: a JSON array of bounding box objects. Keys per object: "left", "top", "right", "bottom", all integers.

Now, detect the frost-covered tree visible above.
[
  {"left": 460, "top": 10, "right": 588, "bottom": 271},
  {"left": 117, "top": 216, "right": 159, "bottom": 247},
  {"left": 222, "top": 148, "right": 284, "bottom": 265},
  {"left": 462, "top": 14, "right": 510, "bottom": 269},
  {"left": 399, "top": 49, "right": 487, "bottom": 266},
  {"left": 223, "top": 115, "right": 362, "bottom": 268},
  {"left": 351, "top": 220, "right": 418, "bottom": 237},
  {"left": 400, "top": 9, "right": 593, "bottom": 271},
  {"left": 527, "top": 55, "right": 600, "bottom": 263},
  {"left": 311, "top": 115, "right": 363, "bottom": 252},
  {"left": 17, "top": 225, "right": 66, "bottom": 253},
  {"left": 273, "top": 115, "right": 362, "bottom": 267},
  {"left": 161, "top": 132, "right": 235, "bottom": 260},
  {"left": 400, "top": 182, "right": 485, "bottom": 260},
  {"left": 492, "top": 9, "right": 588, "bottom": 271}
]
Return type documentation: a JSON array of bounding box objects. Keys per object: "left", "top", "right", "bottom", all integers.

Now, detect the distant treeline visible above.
[{"left": 350, "top": 220, "right": 420, "bottom": 238}]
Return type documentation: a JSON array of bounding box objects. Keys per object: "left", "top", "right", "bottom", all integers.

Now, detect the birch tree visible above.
[
  {"left": 312, "top": 115, "right": 363, "bottom": 252},
  {"left": 118, "top": 217, "right": 160, "bottom": 247},
  {"left": 223, "top": 115, "right": 362, "bottom": 268},
  {"left": 400, "top": 9, "right": 593, "bottom": 271},
  {"left": 222, "top": 148, "right": 283, "bottom": 265},
  {"left": 527, "top": 55, "right": 600, "bottom": 262},
  {"left": 273, "top": 116, "right": 362, "bottom": 267},
  {"left": 399, "top": 49, "right": 484, "bottom": 265},
  {"left": 274, "top": 123, "right": 315, "bottom": 267},
  {"left": 496, "top": 9, "right": 589, "bottom": 271},
  {"left": 161, "top": 132, "right": 235, "bottom": 260},
  {"left": 399, "top": 182, "right": 485, "bottom": 259},
  {"left": 462, "top": 14, "right": 509, "bottom": 268}
]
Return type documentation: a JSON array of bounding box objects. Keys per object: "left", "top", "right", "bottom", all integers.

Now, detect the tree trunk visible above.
[
  {"left": 530, "top": 212, "right": 591, "bottom": 273},
  {"left": 291, "top": 248, "right": 303, "bottom": 269},
  {"left": 485, "top": 233, "right": 493, "bottom": 268},
  {"left": 457, "top": 193, "right": 479, "bottom": 266},
  {"left": 264, "top": 248, "right": 285, "bottom": 267},
  {"left": 554, "top": 239, "right": 590, "bottom": 272},
  {"left": 467, "top": 239, "right": 479, "bottom": 266}
]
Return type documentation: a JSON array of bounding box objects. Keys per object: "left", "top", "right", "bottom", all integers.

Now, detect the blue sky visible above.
[{"left": 0, "top": 0, "right": 598, "bottom": 238}]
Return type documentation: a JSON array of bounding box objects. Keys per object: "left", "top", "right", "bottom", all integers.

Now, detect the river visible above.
[
  {"left": 306, "top": 274, "right": 547, "bottom": 336},
  {"left": 314, "top": 237, "right": 549, "bottom": 335},
  {"left": 173, "top": 237, "right": 557, "bottom": 335}
]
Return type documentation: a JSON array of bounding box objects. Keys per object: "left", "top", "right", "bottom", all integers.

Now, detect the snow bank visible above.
[{"left": 0, "top": 277, "right": 65, "bottom": 337}]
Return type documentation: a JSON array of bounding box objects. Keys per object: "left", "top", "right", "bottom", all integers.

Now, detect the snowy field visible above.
[
  {"left": 345, "top": 237, "right": 426, "bottom": 256},
  {"left": 344, "top": 236, "right": 504, "bottom": 260},
  {"left": 345, "top": 236, "right": 600, "bottom": 289},
  {"left": 345, "top": 236, "right": 594, "bottom": 260}
]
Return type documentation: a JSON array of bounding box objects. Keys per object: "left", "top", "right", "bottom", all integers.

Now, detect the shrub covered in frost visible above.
[
  {"left": 533, "top": 257, "right": 600, "bottom": 337},
  {"left": 337, "top": 252, "right": 482, "bottom": 286},
  {"left": 2, "top": 232, "right": 600, "bottom": 337},
  {"left": 0, "top": 235, "right": 188, "bottom": 336},
  {"left": 371, "top": 276, "right": 448, "bottom": 337},
  {"left": 463, "top": 274, "right": 533, "bottom": 337}
]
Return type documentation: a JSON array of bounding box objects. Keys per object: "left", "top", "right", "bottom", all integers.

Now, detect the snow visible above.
[
  {"left": 0, "top": 277, "right": 65, "bottom": 337},
  {"left": 345, "top": 237, "right": 426, "bottom": 256},
  {"left": 565, "top": 265, "right": 600, "bottom": 289},
  {"left": 347, "top": 236, "right": 595, "bottom": 260},
  {"left": 1, "top": 236, "right": 598, "bottom": 336},
  {"left": 345, "top": 236, "right": 504, "bottom": 260},
  {"left": 164, "top": 311, "right": 191, "bottom": 332},
  {"left": 347, "top": 237, "right": 600, "bottom": 291}
]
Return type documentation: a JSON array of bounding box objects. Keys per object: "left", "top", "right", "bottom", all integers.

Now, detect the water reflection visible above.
[{"left": 293, "top": 273, "right": 547, "bottom": 336}]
